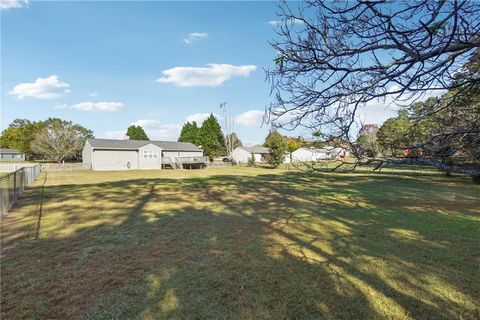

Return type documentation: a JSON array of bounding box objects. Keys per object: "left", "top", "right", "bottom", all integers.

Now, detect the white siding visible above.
[
  {"left": 291, "top": 148, "right": 316, "bottom": 162},
  {"left": 139, "top": 144, "right": 162, "bottom": 170},
  {"left": 289, "top": 147, "right": 348, "bottom": 162},
  {"left": 92, "top": 150, "right": 139, "bottom": 171},
  {"left": 284, "top": 153, "right": 292, "bottom": 163},
  {"left": 231, "top": 147, "right": 251, "bottom": 164},
  {"left": 82, "top": 141, "right": 92, "bottom": 166},
  {"left": 253, "top": 153, "right": 263, "bottom": 162}
]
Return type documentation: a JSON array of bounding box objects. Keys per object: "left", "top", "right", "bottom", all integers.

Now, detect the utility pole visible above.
[{"left": 220, "top": 102, "right": 235, "bottom": 158}]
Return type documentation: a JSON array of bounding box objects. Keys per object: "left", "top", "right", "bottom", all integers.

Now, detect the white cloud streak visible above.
[
  {"left": 157, "top": 64, "right": 257, "bottom": 87},
  {"left": 131, "top": 119, "right": 162, "bottom": 128},
  {"left": 9, "top": 75, "right": 70, "bottom": 100},
  {"left": 268, "top": 18, "right": 303, "bottom": 27},
  {"left": 235, "top": 109, "right": 265, "bottom": 127},
  {"left": 185, "top": 112, "right": 222, "bottom": 124},
  {"left": 183, "top": 32, "right": 208, "bottom": 44},
  {"left": 0, "top": 0, "right": 28, "bottom": 10},
  {"left": 70, "top": 101, "right": 124, "bottom": 111}
]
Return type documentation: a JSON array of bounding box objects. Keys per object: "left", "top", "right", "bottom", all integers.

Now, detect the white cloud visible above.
[
  {"left": 185, "top": 112, "right": 222, "bottom": 124},
  {"left": 268, "top": 18, "right": 303, "bottom": 27},
  {"left": 183, "top": 32, "right": 208, "bottom": 44},
  {"left": 9, "top": 75, "right": 70, "bottom": 100},
  {"left": 129, "top": 119, "right": 181, "bottom": 140},
  {"left": 70, "top": 101, "right": 124, "bottom": 111},
  {"left": 157, "top": 64, "right": 257, "bottom": 87},
  {"left": 147, "top": 124, "right": 182, "bottom": 140},
  {"left": 104, "top": 130, "right": 126, "bottom": 139},
  {"left": 235, "top": 109, "right": 265, "bottom": 127},
  {"left": 131, "top": 119, "right": 162, "bottom": 128},
  {"left": 0, "top": 0, "right": 28, "bottom": 9},
  {"left": 88, "top": 92, "right": 98, "bottom": 97}
]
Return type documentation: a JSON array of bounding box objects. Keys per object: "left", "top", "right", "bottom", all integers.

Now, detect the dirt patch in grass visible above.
[{"left": 1, "top": 167, "right": 479, "bottom": 319}]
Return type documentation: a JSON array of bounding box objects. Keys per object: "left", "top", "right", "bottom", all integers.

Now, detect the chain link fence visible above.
[{"left": 0, "top": 164, "right": 41, "bottom": 216}]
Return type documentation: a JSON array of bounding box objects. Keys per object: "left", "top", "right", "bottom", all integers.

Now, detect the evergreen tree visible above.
[
  {"left": 178, "top": 121, "right": 200, "bottom": 145},
  {"left": 126, "top": 125, "right": 149, "bottom": 140},
  {"left": 264, "top": 129, "right": 287, "bottom": 168},
  {"left": 199, "top": 114, "right": 226, "bottom": 159}
]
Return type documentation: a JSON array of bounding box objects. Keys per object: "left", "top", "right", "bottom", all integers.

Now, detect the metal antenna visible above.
[{"left": 220, "top": 102, "right": 234, "bottom": 157}]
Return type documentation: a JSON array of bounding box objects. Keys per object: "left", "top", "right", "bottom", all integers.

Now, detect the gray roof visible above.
[
  {"left": 86, "top": 139, "right": 202, "bottom": 151},
  {"left": 240, "top": 146, "right": 271, "bottom": 154},
  {"left": 0, "top": 148, "right": 22, "bottom": 154}
]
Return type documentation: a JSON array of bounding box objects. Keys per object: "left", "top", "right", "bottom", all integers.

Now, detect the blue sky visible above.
[{"left": 1, "top": 0, "right": 397, "bottom": 145}]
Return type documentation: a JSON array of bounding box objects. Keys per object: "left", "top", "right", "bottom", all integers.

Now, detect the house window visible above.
[{"left": 143, "top": 150, "right": 159, "bottom": 159}]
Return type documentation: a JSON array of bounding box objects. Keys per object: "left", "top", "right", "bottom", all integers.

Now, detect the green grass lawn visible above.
[{"left": 1, "top": 167, "right": 479, "bottom": 319}]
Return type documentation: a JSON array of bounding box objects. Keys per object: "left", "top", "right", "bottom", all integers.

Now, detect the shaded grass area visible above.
[{"left": 1, "top": 167, "right": 479, "bottom": 319}]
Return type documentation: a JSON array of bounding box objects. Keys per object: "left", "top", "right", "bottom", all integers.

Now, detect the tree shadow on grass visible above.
[{"left": 1, "top": 170, "right": 479, "bottom": 319}]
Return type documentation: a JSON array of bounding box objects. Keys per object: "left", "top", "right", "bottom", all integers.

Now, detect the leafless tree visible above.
[
  {"left": 267, "top": 0, "right": 480, "bottom": 180},
  {"left": 31, "top": 126, "right": 84, "bottom": 163}
]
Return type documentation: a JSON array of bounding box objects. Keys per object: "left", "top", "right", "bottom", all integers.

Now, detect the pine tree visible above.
[
  {"left": 199, "top": 114, "right": 226, "bottom": 159},
  {"left": 126, "top": 125, "right": 149, "bottom": 140},
  {"left": 178, "top": 121, "right": 200, "bottom": 145}
]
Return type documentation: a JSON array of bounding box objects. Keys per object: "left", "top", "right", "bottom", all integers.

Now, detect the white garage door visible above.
[{"left": 93, "top": 150, "right": 139, "bottom": 171}]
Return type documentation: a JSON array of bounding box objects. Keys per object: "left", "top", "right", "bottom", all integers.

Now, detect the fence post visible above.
[{"left": 13, "top": 170, "right": 17, "bottom": 203}]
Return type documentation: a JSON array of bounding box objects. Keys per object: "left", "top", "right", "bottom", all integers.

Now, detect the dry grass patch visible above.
[{"left": 1, "top": 166, "right": 479, "bottom": 319}]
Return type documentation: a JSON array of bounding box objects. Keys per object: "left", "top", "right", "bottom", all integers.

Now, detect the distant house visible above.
[
  {"left": 0, "top": 148, "right": 25, "bottom": 161},
  {"left": 83, "top": 138, "right": 205, "bottom": 171},
  {"left": 285, "top": 147, "right": 348, "bottom": 163},
  {"left": 231, "top": 146, "right": 271, "bottom": 164}
]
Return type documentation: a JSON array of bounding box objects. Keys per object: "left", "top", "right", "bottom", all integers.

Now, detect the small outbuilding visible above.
[
  {"left": 82, "top": 138, "right": 206, "bottom": 171},
  {"left": 231, "top": 146, "right": 271, "bottom": 164},
  {"left": 0, "top": 148, "right": 25, "bottom": 161}
]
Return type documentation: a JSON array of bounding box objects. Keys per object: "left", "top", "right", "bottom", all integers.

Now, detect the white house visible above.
[
  {"left": 231, "top": 146, "right": 271, "bottom": 164},
  {"left": 83, "top": 138, "right": 205, "bottom": 171},
  {"left": 285, "top": 147, "right": 348, "bottom": 163}
]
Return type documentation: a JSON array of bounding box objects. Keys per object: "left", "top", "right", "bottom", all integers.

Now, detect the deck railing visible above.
[{"left": 176, "top": 156, "right": 210, "bottom": 164}]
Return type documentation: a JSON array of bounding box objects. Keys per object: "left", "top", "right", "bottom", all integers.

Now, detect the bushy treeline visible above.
[{"left": 0, "top": 118, "right": 93, "bottom": 162}]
